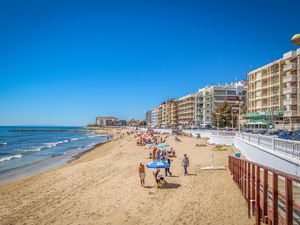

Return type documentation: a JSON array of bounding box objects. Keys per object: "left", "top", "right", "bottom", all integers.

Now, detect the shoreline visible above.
[{"left": 0, "top": 133, "right": 116, "bottom": 185}]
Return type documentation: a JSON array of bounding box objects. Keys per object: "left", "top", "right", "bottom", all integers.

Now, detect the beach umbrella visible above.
[
  {"left": 147, "top": 160, "right": 170, "bottom": 169},
  {"left": 156, "top": 143, "right": 169, "bottom": 148}
]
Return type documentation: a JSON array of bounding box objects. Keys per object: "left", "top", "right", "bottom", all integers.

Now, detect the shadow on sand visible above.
[
  {"left": 144, "top": 185, "right": 155, "bottom": 189},
  {"left": 164, "top": 183, "right": 181, "bottom": 189}
]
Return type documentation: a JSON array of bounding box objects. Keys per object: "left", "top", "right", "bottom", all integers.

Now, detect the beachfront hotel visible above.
[
  {"left": 149, "top": 81, "right": 246, "bottom": 128},
  {"left": 247, "top": 48, "right": 300, "bottom": 130}
]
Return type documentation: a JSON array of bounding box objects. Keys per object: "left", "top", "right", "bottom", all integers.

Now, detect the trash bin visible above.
[{"left": 235, "top": 153, "right": 241, "bottom": 158}]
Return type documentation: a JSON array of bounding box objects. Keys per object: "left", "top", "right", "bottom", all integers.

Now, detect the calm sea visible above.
[{"left": 0, "top": 126, "right": 108, "bottom": 176}]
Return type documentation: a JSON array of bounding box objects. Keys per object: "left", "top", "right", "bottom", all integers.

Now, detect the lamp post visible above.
[
  {"left": 237, "top": 101, "right": 244, "bottom": 133},
  {"left": 291, "top": 34, "right": 300, "bottom": 46},
  {"left": 216, "top": 112, "right": 220, "bottom": 135}
]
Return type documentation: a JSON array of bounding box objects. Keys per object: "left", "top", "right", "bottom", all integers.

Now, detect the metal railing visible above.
[
  {"left": 236, "top": 132, "right": 300, "bottom": 159},
  {"left": 229, "top": 156, "right": 300, "bottom": 225}
]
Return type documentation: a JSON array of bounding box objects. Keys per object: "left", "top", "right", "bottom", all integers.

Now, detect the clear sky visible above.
[{"left": 0, "top": 0, "right": 299, "bottom": 126}]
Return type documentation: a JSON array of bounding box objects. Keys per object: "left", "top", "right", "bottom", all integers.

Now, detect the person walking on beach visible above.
[
  {"left": 138, "top": 163, "right": 146, "bottom": 187},
  {"left": 153, "top": 169, "right": 160, "bottom": 184},
  {"left": 181, "top": 154, "right": 189, "bottom": 175},
  {"left": 165, "top": 158, "right": 172, "bottom": 176}
]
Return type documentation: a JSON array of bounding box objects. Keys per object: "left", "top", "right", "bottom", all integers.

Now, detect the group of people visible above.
[
  {"left": 149, "top": 147, "right": 176, "bottom": 160},
  {"left": 136, "top": 133, "right": 166, "bottom": 146},
  {"left": 136, "top": 130, "right": 191, "bottom": 188},
  {"left": 138, "top": 153, "right": 190, "bottom": 188}
]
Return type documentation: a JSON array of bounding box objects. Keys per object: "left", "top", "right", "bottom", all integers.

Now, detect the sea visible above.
[{"left": 0, "top": 126, "right": 109, "bottom": 182}]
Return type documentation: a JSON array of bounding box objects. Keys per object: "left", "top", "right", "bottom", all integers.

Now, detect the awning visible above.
[{"left": 243, "top": 119, "right": 272, "bottom": 126}]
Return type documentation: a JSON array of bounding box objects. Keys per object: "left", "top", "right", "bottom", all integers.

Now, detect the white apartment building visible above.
[
  {"left": 195, "top": 81, "right": 247, "bottom": 128},
  {"left": 151, "top": 107, "right": 158, "bottom": 127}
]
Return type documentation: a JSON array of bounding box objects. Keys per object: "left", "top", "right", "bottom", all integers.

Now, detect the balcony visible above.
[
  {"left": 284, "top": 110, "right": 298, "bottom": 117},
  {"left": 283, "top": 99, "right": 297, "bottom": 105},
  {"left": 283, "top": 87, "right": 297, "bottom": 94},
  {"left": 283, "top": 74, "right": 297, "bottom": 83},
  {"left": 283, "top": 63, "right": 297, "bottom": 72}
]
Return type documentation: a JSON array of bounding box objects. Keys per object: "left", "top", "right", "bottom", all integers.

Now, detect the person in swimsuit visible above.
[{"left": 138, "top": 163, "right": 146, "bottom": 187}]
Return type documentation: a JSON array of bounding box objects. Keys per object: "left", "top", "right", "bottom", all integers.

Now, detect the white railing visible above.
[
  {"left": 236, "top": 132, "right": 300, "bottom": 159},
  {"left": 210, "top": 130, "right": 236, "bottom": 136}
]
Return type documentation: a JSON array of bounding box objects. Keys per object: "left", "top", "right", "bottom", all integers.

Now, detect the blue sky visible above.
[{"left": 0, "top": 0, "right": 299, "bottom": 125}]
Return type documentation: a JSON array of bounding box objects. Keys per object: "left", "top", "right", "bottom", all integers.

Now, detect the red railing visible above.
[{"left": 228, "top": 156, "right": 300, "bottom": 225}]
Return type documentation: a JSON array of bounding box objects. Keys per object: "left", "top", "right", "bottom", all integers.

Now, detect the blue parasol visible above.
[{"left": 147, "top": 160, "right": 170, "bottom": 169}]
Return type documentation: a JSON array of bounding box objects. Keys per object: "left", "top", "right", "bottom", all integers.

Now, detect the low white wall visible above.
[
  {"left": 208, "top": 135, "right": 234, "bottom": 145},
  {"left": 234, "top": 137, "right": 300, "bottom": 177},
  {"left": 182, "top": 129, "right": 211, "bottom": 137}
]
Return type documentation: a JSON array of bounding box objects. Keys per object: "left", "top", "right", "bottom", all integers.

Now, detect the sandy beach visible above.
[{"left": 0, "top": 132, "right": 254, "bottom": 225}]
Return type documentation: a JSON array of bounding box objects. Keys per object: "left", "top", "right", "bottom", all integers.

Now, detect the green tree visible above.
[{"left": 211, "top": 102, "right": 238, "bottom": 128}]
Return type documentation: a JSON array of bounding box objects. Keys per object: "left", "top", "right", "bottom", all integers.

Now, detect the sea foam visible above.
[{"left": 0, "top": 154, "right": 22, "bottom": 162}]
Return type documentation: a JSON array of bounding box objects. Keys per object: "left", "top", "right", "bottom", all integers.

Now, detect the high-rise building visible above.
[{"left": 247, "top": 48, "right": 300, "bottom": 130}]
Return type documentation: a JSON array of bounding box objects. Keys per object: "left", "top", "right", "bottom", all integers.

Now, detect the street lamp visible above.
[
  {"left": 216, "top": 112, "right": 220, "bottom": 134},
  {"left": 237, "top": 101, "right": 244, "bottom": 133},
  {"left": 291, "top": 34, "right": 300, "bottom": 46}
]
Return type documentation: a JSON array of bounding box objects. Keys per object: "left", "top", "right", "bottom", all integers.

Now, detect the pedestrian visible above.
[
  {"left": 153, "top": 169, "right": 160, "bottom": 184},
  {"left": 138, "top": 163, "right": 146, "bottom": 187},
  {"left": 181, "top": 154, "right": 189, "bottom": 175},
  {"left": 165, "top": 158, "right": 172, "bottom": 176}
]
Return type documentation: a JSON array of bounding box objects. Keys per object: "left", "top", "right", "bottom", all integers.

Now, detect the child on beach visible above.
[{"left": 138, "top": 163, "right": 146, "bottom": 187}]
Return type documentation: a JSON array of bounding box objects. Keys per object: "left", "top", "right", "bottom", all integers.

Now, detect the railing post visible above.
[
  {"left": 247, "top": 162, "right": 251, "bottom": 218},
  {"left": 272, "top": 138, "right": 275, "bottom": 151},
  {"left": 252, "top": 164, "right": 256, "bottom": 216},
  {"left": 244, "top": 161, "right": 247, "bottom": 197},
  {"left": 262, "top": 169, "right": 268, "bottom": 223},
  {"left": 255, "top": 166, "right": 261, "bottom": 225},
  {"left": 272, "top": 173, "right": 278, "bottom": 225},
  {"left": 285, "top": 178, "right": 293, "bottom": 225}
]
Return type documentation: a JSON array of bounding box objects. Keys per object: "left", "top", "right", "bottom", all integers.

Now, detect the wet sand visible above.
[{"left": 0, "top": 133, "right": 254, "bottom": 225}]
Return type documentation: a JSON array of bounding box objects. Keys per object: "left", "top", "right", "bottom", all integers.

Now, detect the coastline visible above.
[
  {"left": 0, "top": 132, "right": 253, "bottom": 225},
  {"left": 0, "top": 131, "right": 117, "bottom": 184}
]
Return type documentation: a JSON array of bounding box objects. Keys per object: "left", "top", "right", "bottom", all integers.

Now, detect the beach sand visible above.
[{"left": 0, "top": 133, "right": 254, "bottom": 225}]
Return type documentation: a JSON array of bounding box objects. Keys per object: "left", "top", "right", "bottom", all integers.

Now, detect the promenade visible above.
[{"left": 0, "top": 133, "right": 253, "bottom": 225}]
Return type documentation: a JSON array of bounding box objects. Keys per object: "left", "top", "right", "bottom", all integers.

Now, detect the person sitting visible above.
[
  {"left": 156, "top": 174, "right": 166, "bottom": 189},
  {"left": 167, "top": 147, "right": 173, "bottom": 155}
]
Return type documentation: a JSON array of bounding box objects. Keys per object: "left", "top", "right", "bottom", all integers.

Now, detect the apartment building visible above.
[
  {"left": 247, "top": 48, "right": 300, "bottom": 130},
  {"left": 145, "top": 110, "right": 152, "bottom": 126},
  {"left": 169, "top": 99, "right": 178, "bottom": 127},
  {"left": 95, "top": 116, "right": 118, "bottom": 126},
  {"left": 154, "top": 99, "right": 177, "bottom": 128},
  {"left": 177, "top": 94, "right": 195, "bottom": 128},
  {"left": 151, "top": 108, "right": 158, "bottom": 127},
  {"left": 195, "top": 81, "right": 247, "bottom": 128}
]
